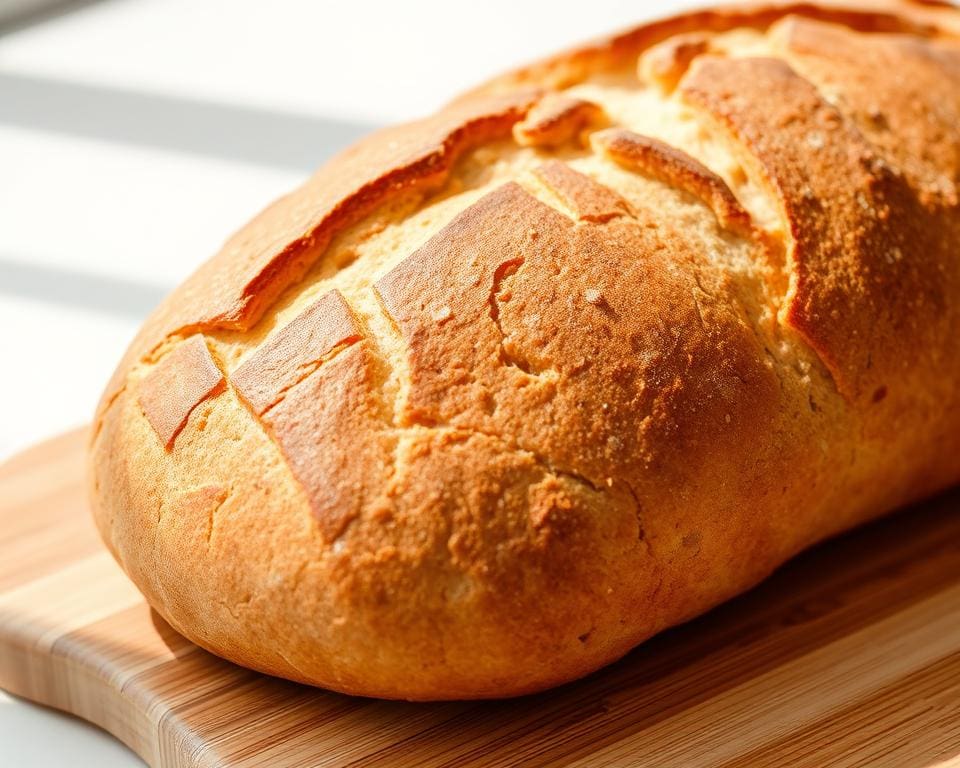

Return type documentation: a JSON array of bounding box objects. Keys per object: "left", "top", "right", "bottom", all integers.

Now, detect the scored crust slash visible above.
[{"left": 90, "top": 0, "right": 960, "bottom": 701}]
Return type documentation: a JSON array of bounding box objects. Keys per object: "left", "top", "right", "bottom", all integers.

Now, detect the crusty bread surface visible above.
[{"left": 90, "top": 0, "right": 960, "bottom": 700}]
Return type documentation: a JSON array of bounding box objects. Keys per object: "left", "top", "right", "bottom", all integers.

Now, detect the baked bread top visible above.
[{"left": 90, "top": 0, "right": 960, "bottom": 699}]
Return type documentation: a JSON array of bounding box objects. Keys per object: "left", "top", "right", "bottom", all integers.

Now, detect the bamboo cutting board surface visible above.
[{"left": 2, "top": 430, "right": 960, "bottom": 767}]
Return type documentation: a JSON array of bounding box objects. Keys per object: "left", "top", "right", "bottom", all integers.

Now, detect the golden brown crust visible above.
[
  {"left": 591, "top": 127, "right": 753, "bottom": 235},
  {"left": 232, "top": 289, "right": 361, "bottom": 416},
  {"left": 532, "top": 159, "right": 630, "bottom": 222},
  {"left": 92, "top": 0, "right": 960, "bottom": 431},
  {"left": 639, "top": 32, "right": 713, "bottom": 91},
  {"left": 512, "top": 93, "right": 606, "bottom": 147},
  {"left": 375, "top": 179, "right": 777, "bottom": 492},
  {"left": 472, "top": 0, "right": 956, "bottom": 96},
  {"left": 193, "top": 90, "right": 544, "bottom": 332},
  {"left": 137, "top": 335, "right": 225, "bottom": 449},
  {"left": 679, "top": 54, "right": 952, "bottom": 401},
  {"left": 93, "top": 90, "right": 542, "bottom": 426},
  {"left": 769, "top": 14, "right": 960, "bottom": 203},
  {"left": 260, "top": 342, "right": 389, "bottom": 541},
  {"left": 90, "top": 0, "right": 960, "bottom": 701}
]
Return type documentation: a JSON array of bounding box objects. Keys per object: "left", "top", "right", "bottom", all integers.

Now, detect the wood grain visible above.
[{"left": 1, "top": 429, "right": 959, "bottom": 767}]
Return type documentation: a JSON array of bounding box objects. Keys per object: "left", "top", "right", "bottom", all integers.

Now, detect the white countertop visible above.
[{"left": 0, "top": 0, "right": 694, "bottom": 763}]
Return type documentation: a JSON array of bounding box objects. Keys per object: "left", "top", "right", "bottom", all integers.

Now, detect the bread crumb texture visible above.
[{"left": 89, "top": 0, "right": 960, "bottom": 700}]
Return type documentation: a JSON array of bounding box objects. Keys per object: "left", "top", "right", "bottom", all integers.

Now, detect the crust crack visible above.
[
  {"left": 257, "top": 339, "right": 360, "bottom": 418},
  {"left": 402, "top": 421, "right": 603, "bottom": 497},
  {"left": 624, "top": 481, "right": 651, "bottom": 555},
  {"left": 204, "top": 487, "right": 231, "bottom": 546}
]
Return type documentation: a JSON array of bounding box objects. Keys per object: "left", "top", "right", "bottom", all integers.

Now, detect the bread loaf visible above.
[{"left": 89, "top": 0, "right": 960, "bottom": 700}]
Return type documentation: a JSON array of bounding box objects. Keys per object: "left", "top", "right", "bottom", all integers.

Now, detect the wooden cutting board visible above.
[{"left": 2, "top": 429, "right": 960, "bottom": 768}]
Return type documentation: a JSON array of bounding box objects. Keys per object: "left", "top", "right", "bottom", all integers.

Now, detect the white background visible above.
[{"left": 0, "top": 0, "right": 695, "bottom": 763}]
